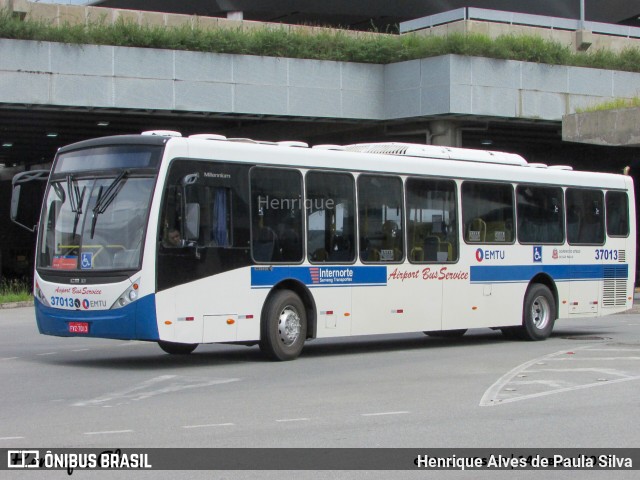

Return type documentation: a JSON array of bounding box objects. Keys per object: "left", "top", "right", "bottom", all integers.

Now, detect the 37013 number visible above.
[
  {"left": 595, "top": 249, "right": 618, "bottom": 261},
  {"left": 50, "top": 296, "right": 75, "bottom": 308}
]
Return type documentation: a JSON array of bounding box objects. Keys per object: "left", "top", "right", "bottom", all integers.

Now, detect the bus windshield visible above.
[{"left": 37, "top": 145, "right": 161, "bottom": 272}]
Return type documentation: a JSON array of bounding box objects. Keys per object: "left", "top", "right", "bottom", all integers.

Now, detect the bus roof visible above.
[{"left": 62, "top": 131, "right": 630, "bottom": 190}]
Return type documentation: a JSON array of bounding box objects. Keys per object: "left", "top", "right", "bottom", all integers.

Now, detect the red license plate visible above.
[{"left": 68, "top": 322, "right": 89, "bottom": 334}]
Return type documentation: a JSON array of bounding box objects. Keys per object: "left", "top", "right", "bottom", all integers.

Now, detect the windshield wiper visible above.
[
  {"left": 90, "top": 170, "right": 128, "bottom": 238},
  {"left": 66, "top": 175, "right": 86, "bottom": 238},
  {"left": 66, "top": 175, "right": 80, "bottom": 213},
  {"left": 71, "top": 187, "right": 86, "bottom": 239}
]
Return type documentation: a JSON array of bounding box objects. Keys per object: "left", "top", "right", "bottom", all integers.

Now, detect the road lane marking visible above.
[
  {"left": 0, "top": 436, "right": 25, "bottom": 441},
  {"left": 481, "top": 345, "right": 640, "bottom": 406},
  {"left": 275, "top": 418, "right": 310, "bottom": 423},
  {"left": 116, "top": 342, "right": 144, "bottom": 347},
  {"left": 488, "top": 376, "right": 640, "bottom": 406},
  {"left": 182, "top": 423, "right": 235, "bottom": 429},
  {"left": 72, "top": 349, "right": 90, "bottom": 352},
  {"left": 74, "top": 375, "right": 240, "bottom": 407},
  {"left": 361, "top": 411, "right": 410, "bottom": 417},
  {"left": 1, "top": 357, "right": 19, "bottom": 361},
  {"left": 37, "top": 352, "right": 57, "bottom": 356},
  {"left": 84, "top": 430, "right": 133, "bottom": 436}
]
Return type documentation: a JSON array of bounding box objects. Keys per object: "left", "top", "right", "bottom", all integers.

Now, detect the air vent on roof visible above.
[
  {"left": 342, "top": 142, "right": 527, "bottom": 166},
  {"left": 345, "top": 143, "right": 412, "bottom": 156}
]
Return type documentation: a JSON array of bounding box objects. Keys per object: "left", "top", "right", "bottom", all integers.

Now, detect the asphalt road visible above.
[{"left": 2, "top": 306, "right": 640, "bottom": 479}]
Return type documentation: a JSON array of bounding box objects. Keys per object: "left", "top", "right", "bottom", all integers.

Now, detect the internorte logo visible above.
[
  {"left": 251, "top": 265, "right": 387, "bottom": 288},
  {"left": 310, "top": 267, "right": 354, "bottom": 284}
]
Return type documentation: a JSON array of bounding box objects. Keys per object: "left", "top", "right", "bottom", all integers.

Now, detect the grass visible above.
[
  {"left": 576, "top": 96, "right": 640, "bottom": 113},
  {"left": 0, "top": 278, "right": 33, "bottom": 304},
  {"left": 1, "top": 8, "right": 640, "bottom": 71}
]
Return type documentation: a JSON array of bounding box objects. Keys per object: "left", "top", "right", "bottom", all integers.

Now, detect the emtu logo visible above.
[{"left": 476, "top": 248, "right": 484, "bottom": 262}]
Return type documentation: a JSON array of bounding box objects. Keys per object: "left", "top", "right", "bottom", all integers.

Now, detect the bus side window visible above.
[
  {"left": 306, "top": 171, "right": 356, "bottom": 263},
  {"left": 462, "top": 182, "right": 514, "bottom": 245},
  {"left": 566, "top": 188, "right": 605, "bottom": 245},
  {"left": 516, "top": 185, "right": 564, "bottom": 244},
  {"left": 406, "top": 177, "right": 458, "bottom": 262},
  {"left": 357, "top": 175, "right": 404, "bottom": 263},
  {"left": 566, "top": 205, "right": 581, "bottom": 242},
  {"left": 250, "top": 168, "right": 303, "bottom": 263},
  {"left": 606, "top": 191, "right": 629, "bottom": 237}
]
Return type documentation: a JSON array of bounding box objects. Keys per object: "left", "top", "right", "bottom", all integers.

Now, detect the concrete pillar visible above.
[
  {"left": 428, "top": 120, "right": 462, "bottom": 147},
  {"left": 575, "top": 30, "right": 594, "bottom": 51},
  {"left": 227, "top": 11, "right": 243, "bottom": 21}
]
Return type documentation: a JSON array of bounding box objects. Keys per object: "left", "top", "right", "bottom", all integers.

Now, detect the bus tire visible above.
[
  {"left": 519, "top": 283, "right": 556, "bottom": 341},
  {"left": 158, "top": 341, "right": 198, "bottom": 355},
  {"left": 260, "top": 290, "right": 307, "bottom": 361},
  {"left": 424, "top": 329, "right": 467, "bottom": 338}
]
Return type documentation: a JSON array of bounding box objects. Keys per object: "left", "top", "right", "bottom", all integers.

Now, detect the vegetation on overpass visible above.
[{"left": 1, "top": 8, "right": 640, "bottom": 72}]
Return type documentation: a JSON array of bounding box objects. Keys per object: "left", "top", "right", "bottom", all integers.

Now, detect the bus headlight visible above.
[{"left": 111, "top": 279, "right": 140, "bottom": 309}]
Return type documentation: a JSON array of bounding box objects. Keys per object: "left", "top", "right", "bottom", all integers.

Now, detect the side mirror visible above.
[{"left": 10, "top": 170, "right": 49, "bottom": 232}]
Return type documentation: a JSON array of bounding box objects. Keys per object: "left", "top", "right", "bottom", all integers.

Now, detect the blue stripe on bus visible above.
[
  {"left": 251, "top": 266, "right": 387, "bottom": 288},
  {"left": 35, "top": 294, "right": 159, "bottom": 341},
  {"left": 470, "top": 264, "right": 628, "bottom": 283}
]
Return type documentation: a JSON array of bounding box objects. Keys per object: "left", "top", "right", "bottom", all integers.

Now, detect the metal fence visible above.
[{"left": 400, "top": 7, "right": 640, "bottom": 39}]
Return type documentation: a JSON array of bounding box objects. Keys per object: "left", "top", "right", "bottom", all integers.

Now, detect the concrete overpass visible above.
[
  {"left": 564, "top": 107, "right": 640, "bottom": 147},
  {"left": 2, "top": 0, "right": 640, "bottom": 278}
]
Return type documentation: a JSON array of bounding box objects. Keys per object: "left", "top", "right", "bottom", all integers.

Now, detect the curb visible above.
[{"left": 0, "top": 301, "right": 34, "bottom": 309}]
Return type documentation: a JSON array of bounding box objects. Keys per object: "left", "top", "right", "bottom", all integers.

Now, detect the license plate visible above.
[{"left": 68, "top": 322, "right": 89, "bottom": 334}]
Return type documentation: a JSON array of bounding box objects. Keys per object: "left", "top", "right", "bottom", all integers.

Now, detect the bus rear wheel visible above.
[
  {"left": 260, "top": 290, "right": 307, "bottom": 361},
  {"left": 158, "top": 341, "right": 198, "bottom": 355},
  {"left": 518, "top": 283, "right": 556, "bottom": 341}
]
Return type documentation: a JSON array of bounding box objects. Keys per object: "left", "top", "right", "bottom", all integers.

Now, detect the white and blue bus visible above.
[{"left": 12, "top": 131, "right": 636, "bottom": 360}]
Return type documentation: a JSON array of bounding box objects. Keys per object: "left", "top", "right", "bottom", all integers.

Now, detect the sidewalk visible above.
[{"left": 0, "top": 300, "right": 34, "bottom": 309}]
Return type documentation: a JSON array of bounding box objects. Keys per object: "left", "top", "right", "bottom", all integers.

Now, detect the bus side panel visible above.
[
  {"left": 156, "top": 268, "right": 265, "bottom": 344},
  {"left": 311, "top": 286, "right": 352, "bottom": 338},
  {"left": 351, "top": 277, "right": 442, "bottom": 335},
  {"left": 444, "top": 243, "right": 527, "bottom": 330}
]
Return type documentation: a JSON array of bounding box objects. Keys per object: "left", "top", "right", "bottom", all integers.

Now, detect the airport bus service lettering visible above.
[{"left": 388, "top": 267, "right": 469, "bottom": 282}]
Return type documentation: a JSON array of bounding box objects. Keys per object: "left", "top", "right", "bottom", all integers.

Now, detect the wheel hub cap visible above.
[
  {"left": 278, "top": 306, "right": 301, "bottom": 345},
  {"left": 531, "top": 295, "right": 550, "bottom": 330}
]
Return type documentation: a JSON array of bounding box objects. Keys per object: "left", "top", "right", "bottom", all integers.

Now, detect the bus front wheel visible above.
[
  {"left": 158, "top": 341, "right": 198, "bottom": 355},
  {"left": 260, "top": 290, "right": 307, "bottom": 361},
  {"left": 519, "top": 284, "right": 556, "bottom": 341}
]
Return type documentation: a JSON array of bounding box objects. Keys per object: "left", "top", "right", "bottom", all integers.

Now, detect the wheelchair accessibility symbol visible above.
[
  {"left": 533, "top": 246, "right": 542, "bottom": 263},
  {"left": 81, "top": 252, "right": 93, "bottom": 270}
]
